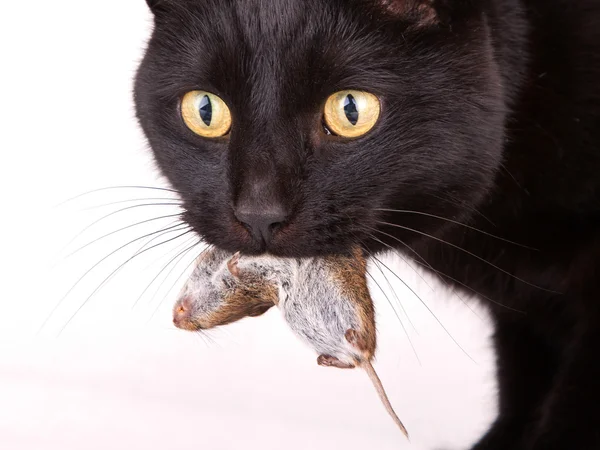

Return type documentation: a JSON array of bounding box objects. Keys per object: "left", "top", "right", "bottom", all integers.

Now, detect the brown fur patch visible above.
[
  {"left": 199, "top": 273, "right": 278, "bottom": 329},
  {"left": 325, "top": 247, "right": 377, "bottom": 360}
]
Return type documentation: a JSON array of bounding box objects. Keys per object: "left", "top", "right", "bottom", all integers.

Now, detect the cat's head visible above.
[{"left": 135, "top": 0, "right": 508, "bottom": 257}]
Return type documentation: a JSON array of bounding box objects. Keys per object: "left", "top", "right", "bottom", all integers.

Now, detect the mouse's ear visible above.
[{"left": 227, "top": 252, "right": 242, "bottom": 278}]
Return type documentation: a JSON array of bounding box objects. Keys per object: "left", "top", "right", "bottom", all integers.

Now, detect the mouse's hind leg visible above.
[
  {"left": 317, "top": 354, "right": 355, "bottom": 369},
  {"left": 345, "top": 329, "right": 368, "bottom": 351}
]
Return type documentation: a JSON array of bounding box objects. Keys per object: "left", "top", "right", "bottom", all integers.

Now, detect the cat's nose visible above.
[{"left": 235, "top": 205, "right": 288, "bottom": 244}]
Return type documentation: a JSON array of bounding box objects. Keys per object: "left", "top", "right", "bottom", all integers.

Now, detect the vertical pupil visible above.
[
  {"left": 199, "top": 95, "right": 212, "bottom": 126},
  {"left": 343, "top": 94, "right": 359, "bottom": 126}
]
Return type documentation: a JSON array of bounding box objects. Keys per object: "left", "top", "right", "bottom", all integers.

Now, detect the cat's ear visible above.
[
  {"left": 373, "top": 0, "right": 448, "bottom": 27},
  {"left": 145, "top": 0, "right": 171, "bottom": 15}
]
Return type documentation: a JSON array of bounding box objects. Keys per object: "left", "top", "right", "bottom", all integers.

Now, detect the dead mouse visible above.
[{"left": 173, "top": 247, "right": 409, "bottom": 439}]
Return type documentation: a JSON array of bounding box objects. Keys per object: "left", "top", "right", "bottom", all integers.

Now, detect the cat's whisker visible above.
[
  {"left": 428, "top": 191, "right": 496, "bottom": 227},
  {"left": 364, "top": 267, "right": 408, "bottom": 330},
  {"left": 144, "top": 242, "right": 200, "bottom": 316},
  {"left": 385, "top": 187, "right": 495, "bottom": 227},
  {"left": 363, "top": 225, "right": 435, "bottom": 292},
  {"left": 413, "top": 257, "right": 522, "bottom": 316},
  {"left": 141, "top": 239, "right": 202, "bottom": 311},
  {"left": 146, "top": 239, "right": 213, "bottom": 334},
  {"left": 63, "top": 213, "right": 184, "bottom": 260},
  {"left": 54, "top": 185, "right": 182, "bottom": 208},
  {"left": 39, "top": 223, "right": 189, "bottom": 334},
  {"left": 81, "top": 198, "right": 183, "bottom": 211},
  {"left": 58, "top": 229, "right": 194, "bottom": 335},
  {"left": 369, "top": 252, "right": 476, "bottom": 364},
  {"left": 361, "top": 243, "right": 419, "bottom": 333},
  {"left": 131, "top": 235, "right": 200, "bottom": 310},
  {"left": 365, "top": 262, "right": 422, "bottom": 365},
  {"left": 499, "top": 162, "right": 525, "bottom": 191},
  {"left": 371, "top": 227, "right": 524, "bottom": 314},
  {"left": 140, "top": 232, "right": 197, "bottom": 272},
  {"left": 348, "top": 227, "right": 417, "bottom": 334},
  {"left": 375, "top": 220, "right": 558, "bottom": 294},
  {"left": 148, "top": 245, "right": 213, "bottom": 324},
  {"left": 374, "top": 208, "right": 536, "bottom": 250},
  {"left": 350, "top": 219, "right": 422, "bottom": 339},
  {"left": 368, "top": 231, "right": 487, "bottom": 320},
  {"left": 62, "top": 202, "right": 185, "bottom": 251},
  {"left": 372, "top": 265, "right": 419, "bottom": 336}
]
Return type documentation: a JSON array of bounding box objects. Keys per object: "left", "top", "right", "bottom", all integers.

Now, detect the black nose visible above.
[{"left": 235, "top": 206, "right": 288, "bottom": 244}]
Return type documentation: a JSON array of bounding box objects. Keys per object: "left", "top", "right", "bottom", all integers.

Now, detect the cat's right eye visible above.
[
  {"left": 181, "top": 90, "right": 232, "bottom": 138},
  {"left": 323, "top": 90, "right": 380, "bottom": 138}
]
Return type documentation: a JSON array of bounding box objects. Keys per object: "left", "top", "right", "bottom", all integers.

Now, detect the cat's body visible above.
[{"left": 135, "top": 1, "right": 600, "bottom": 448}]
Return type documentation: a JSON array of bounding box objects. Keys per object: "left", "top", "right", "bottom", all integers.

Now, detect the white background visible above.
[{"left": 1, "top": 2, "right": 497, "bottom": 449}]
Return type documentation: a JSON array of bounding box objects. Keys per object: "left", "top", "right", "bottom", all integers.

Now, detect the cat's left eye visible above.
[
  {"left": 323, "top": 90, "right": 381, "bottom": 138},
  {"left": 181, "top": 90, "right": 232, "bottom": 138}
]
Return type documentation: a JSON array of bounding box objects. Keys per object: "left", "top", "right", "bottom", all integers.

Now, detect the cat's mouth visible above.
[
  {"left": 208, "top": 216, "right": 364, "bottom": 259},
  {"left": 230, "top": 219, "right": 312, "bottom": 256}
]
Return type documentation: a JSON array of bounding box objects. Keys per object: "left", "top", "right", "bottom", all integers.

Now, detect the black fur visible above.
[{"left": 134, "top": 1, "right": 600, "bottom": 448}]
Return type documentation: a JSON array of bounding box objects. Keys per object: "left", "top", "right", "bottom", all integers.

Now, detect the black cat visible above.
[{"left": 134, "top": 1, "right": 600, "bottom": 448}]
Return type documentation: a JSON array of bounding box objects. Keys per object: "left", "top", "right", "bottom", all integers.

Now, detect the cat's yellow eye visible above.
[
  {"left": 181, "top": 90, "right": 232, "bottom": 138},
  {"left": 323, "top": 90, "right": 380, "bottom": 138}
]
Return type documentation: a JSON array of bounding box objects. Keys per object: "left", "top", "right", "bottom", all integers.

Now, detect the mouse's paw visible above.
[{"left": 317, "top": 354, "right": 355, "bottom": 369}]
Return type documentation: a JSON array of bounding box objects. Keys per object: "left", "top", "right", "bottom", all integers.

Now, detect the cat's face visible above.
[{"left": 135, "top": 0, "right": 506, "bottom": 257}]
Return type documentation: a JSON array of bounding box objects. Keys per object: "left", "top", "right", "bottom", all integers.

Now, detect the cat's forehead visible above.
[
  {"left": 165, "top": 1, "right": 380, "bottom": 60},
  {"left": 148, "top": 0, "right": 403, "bottom": 103},
  {"left": 175, "top": 0, "right": 344, "bottom": 37},
  {"left": 231, "top": 0, "right": 315, "bottom": 39}
]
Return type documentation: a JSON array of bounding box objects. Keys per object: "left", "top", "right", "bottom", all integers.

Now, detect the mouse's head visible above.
[{"left": 173, "top": 249, "right": 277, "bottom": 331}]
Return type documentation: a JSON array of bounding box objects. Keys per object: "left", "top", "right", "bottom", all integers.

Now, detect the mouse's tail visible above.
[{"left": 363, "top": 360, "right": 410, "bottom": 440}]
